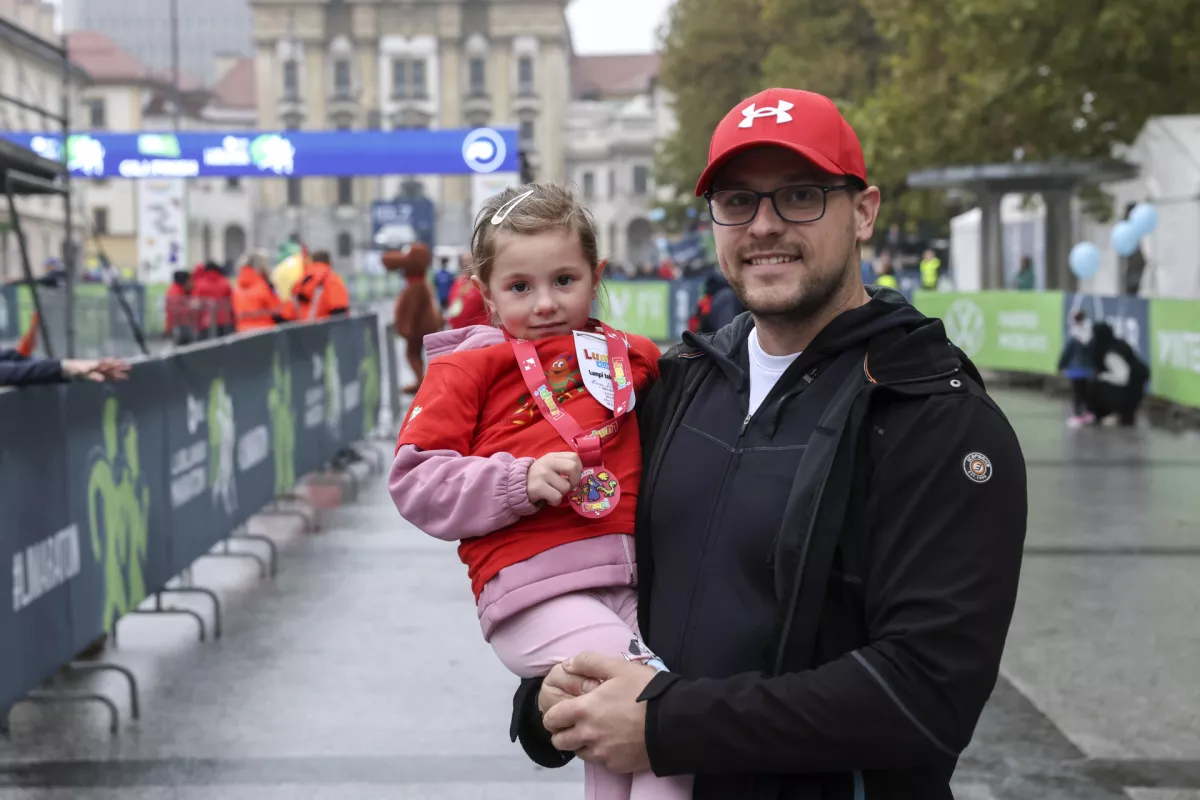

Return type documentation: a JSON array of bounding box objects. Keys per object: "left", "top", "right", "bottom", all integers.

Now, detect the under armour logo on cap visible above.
[{"left": 739, "top": 100, "right": 795, "bottom": 128}]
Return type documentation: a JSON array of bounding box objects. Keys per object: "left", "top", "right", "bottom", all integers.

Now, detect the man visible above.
[
  {"left": 509, "top": 88, "right": 1027, "bottom": 799},
  {"left": 281, "top": 249, "right": 350, "bottom": 321},
  {"left": 233, "top": 251, "right": 283, "bottom": 333}
]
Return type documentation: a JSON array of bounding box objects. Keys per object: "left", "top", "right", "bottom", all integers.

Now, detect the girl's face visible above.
[{"left": 474, "top": 228, "right": 602, "bottom": 341}]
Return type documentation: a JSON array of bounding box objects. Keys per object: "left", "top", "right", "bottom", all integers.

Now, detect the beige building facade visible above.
[
  {"left": 0, "top": 0, "right": 88, "bottom": 283},
  {"left": 249, "top": 0, "right": 571, "bottom": 267}
]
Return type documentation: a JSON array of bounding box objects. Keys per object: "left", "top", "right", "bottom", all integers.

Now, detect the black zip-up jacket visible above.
[{"left": 511, "top": 289, "right": 1028, "bottom": 799}]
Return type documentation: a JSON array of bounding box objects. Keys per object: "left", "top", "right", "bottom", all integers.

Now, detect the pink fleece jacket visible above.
[{"left": 389, "top": 325, "right": 636, "bottom": 640}]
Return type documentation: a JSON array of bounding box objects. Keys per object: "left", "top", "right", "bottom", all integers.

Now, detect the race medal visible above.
[
  {"left": 569, "top": 465, "right": 622, "bottom": 518},
  {"left": 509, "top": 322, "right": 634, "bottom": 519}
]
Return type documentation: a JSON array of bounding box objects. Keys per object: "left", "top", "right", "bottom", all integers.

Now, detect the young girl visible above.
[{"left": 389, "top": 184, "right": 689, "bottom": 800}]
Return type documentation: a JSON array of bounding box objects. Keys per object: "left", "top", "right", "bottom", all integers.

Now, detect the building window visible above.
[
  {"left": 582, "top": 171, "right": 594, "bottom": 200},
  {"left": 92, "top": 207, "right": 108, "bottom": 235},
  {"left": 86, "top": 99, "right": 106, "bottom": 128},
  {"left": 633, "top": 165, "right": 649, "bottom": 196},
  {"left": 337, "top": 177, "right": 353, "bottom": 206},
  {"left": 517, "top": 56, "right": 534, "bottom": 95},
  {"left": 337, "top": 231, "right": 353, "bottom": 258},
  {"left": 608, "top": 222, "right": 618, "bottom": 258},
  {"left": 287, "top": 178, "right": 302, "bottom": 206},
  {"left": 519, "top": 119, "right": 535, "bottom": 147},
  {"left": 469, "top": 57, "right": 486, "bottom": 96},
  {"left": 283, "top": 60, "right": 298, "bottom": 97},
  {"left": 412, "top": 60, "right": 427, "bottom": 98},
  {"left": 333, "top": 59, "right": 351, "bottom": 96},
  {"left": 608, "top": 169, "right": 616, "bottom": 199},
  {"left": 391, "top": 58, "right": 406, "bottom": 97},
  {"left": 225, "top": 177, "right": 241, "bottom": 190}
]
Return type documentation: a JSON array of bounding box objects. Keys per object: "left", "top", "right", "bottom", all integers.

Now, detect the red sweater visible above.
[{"left": 396, "top": 331, "right": 660, "bottom": 598}]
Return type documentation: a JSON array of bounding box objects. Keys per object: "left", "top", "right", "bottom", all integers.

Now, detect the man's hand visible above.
[
  {"left": 541, "top": 652, "right": 657, "bottom": 774},
  {"left": 527, "top": 451, "right": 582, "bottom": 507},
  {"left": 537, "top": 661, "right": 590, "bottom": 717},
  {"left": 62, "top": 358, "right": 131, "bottom": 382}
]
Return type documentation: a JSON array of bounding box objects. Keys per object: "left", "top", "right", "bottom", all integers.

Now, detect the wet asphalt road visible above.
[{"left": 1, "top": 387, "right": 1198, "bottom": 800}]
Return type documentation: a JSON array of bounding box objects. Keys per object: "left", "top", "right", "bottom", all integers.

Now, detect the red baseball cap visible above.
[{"left": 694, "top": 88, "right": 868, "bottom": 196}]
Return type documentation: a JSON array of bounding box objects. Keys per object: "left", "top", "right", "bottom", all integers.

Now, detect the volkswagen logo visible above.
[
  {"left": 944, "top": 298, "right": 986, "bottom": 357},
  {"left": 462, "top": 128, "right": 507, "bottom": 174}
]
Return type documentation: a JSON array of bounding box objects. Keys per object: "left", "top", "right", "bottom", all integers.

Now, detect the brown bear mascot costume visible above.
[{"left": 384, "top": 242, "right": 443, "bottom": 394}]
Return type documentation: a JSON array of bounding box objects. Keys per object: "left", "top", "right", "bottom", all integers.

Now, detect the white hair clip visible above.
[{"left": 491, "top": 190, "right": 536, "bottom": 225}]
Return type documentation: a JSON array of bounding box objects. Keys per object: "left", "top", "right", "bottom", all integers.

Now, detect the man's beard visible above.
[{"left": 728, "top": 260, "right": 850, "bottom": 324}]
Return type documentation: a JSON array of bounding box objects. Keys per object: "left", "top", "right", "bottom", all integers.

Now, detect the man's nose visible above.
[{"left": 747, "top": 195, "right": 787, "bottom": 238}]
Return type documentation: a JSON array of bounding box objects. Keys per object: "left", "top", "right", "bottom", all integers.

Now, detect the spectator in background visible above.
[
  {"left": 233, "top": 251, "right": 282, "bottom": 333},
  {"left": 1089, "top": 322, "right": 1150, "bottom": 427},
  {"left": 446, "top": 251, "right": 490, "bottom": 329},
  {"left": 919, "top": 247, "right": 942, "bottom": 289},
  {"left": 1014, "top": 256, "right": 1036, "bottom": 290},
  {"left": 165, "top": 270, "right": 194, "bottom": 346},
  {"left": 281, "top": 249, "right": 350, "bottom": 321},
  {"left": 191, "top": 261, "right": 235, "bottom": 339},
  {"left": 1, "top": 349, "right": 129, "bottom": 387},
  {"left": 433, "top": 255, "right": 456, "bottom": 311},
  {"left": 1057, "top": 310, "right": 1095, "bottom": 428},
  {"left": 874, "top": 251, "right": 898, "bottom": 289}
]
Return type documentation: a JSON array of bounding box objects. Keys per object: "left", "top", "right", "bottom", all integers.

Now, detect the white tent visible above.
[{"left": 1079, "top": 115, "right": 1200, "bottom": 299}]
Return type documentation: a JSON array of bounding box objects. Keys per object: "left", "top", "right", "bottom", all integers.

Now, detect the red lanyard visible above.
[
  {"left": 508, "top": 320, "right": 634, "bottom": 517},
  {"left": 508, "top": 320, "right": 633, "bottom": 466}
]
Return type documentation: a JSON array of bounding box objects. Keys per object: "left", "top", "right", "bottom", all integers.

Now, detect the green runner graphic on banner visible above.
[
  {"left": 913, "top": 291, "right": 1064, "bottom": 374},
  {"left": 1148, "top": 299, "right": 1200, "bottom": 409},
  {"left": 597, "top": 282, "right": 670, "bottom": 341}
]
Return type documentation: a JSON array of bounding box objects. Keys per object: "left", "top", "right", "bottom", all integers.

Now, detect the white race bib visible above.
[{"left": 573, "top": 330, "right": 636, "bottom": 412}]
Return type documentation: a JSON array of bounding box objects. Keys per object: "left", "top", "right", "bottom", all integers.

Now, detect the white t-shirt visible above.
[{"left": 747, "top": 327, "right": 802, "bottom": 416}]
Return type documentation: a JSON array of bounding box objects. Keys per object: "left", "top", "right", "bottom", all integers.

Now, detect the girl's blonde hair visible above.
[{"left": 469, "top": 182, "right": 600, "bottom": 286}]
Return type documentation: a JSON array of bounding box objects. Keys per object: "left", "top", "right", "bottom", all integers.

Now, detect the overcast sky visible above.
[
  {"left": 47, "top": 0, "right": 675, "bottom": 56},
  {"left": 566, "top": 0, "right": 675, "bottom": 55}
]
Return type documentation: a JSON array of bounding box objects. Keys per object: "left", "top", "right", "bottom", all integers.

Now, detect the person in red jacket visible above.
[
  {"left": 190, "top": 261, "right": 235, "bottom": 339},
  {"left": 165, "top": 270, "right": 195, "bottom": 345},
  {"left": 445, "top": 251, "right": 490, "bottom": 329},
  {"left": 389, "top": 183, "right": 688, "bottom": 800}
]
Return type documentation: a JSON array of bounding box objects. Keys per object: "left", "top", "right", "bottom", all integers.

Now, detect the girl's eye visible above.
[
  {"left": 556, "top": 275, "right": 575, "bottom": 287},
  {"left": 510, "top": 282, "right": 529, "bottom": 293}
]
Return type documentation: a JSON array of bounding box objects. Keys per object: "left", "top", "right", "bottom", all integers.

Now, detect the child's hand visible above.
[{"left": 527, "top": 452, "right": 583, "bottom": 507}]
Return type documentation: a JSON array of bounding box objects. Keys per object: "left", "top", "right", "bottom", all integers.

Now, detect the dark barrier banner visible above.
[
  {"left": 62, "top": 361, "right": 173, "bottom": 652},
  {"left": 1063, "top": 293, "right": 1150, "bottom": 359},
  {"left": 1, "top": 384, "right": 71, "bottom": 715},
  {"left": 0, "top": 314, "right": 381, "bottom": 718},
  {"left": 233, "top": 331, "right": 290, "bottom": 520},
  {"left": 287, "top": 322, "right": 336, "bottom": 477}
]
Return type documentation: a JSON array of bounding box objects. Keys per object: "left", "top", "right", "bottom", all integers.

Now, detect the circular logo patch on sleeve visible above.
[{"left": 963, "top": 452, "right": 993, "bottom": 483}]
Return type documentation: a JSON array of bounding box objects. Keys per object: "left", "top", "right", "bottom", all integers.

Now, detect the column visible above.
[
  {"left": 978, "top": 189, "right": 1004, "bottom": 290},
  {"left": 1042, "top": 189, "right": 1073, "bottom": 291}
]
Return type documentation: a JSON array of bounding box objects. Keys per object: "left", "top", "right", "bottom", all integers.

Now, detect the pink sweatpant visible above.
[{"left": 489, "top": 586, "right": 693, "bottom": 800}]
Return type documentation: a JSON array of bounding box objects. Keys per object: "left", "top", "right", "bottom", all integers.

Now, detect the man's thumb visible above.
[{"left": 563, "top": 651, "right": 619, "bottom": 681}]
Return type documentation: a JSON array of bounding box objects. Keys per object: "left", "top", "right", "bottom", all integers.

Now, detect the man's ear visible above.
[{"left": 855, "top": 186, "right": 882, "bottom": 245}]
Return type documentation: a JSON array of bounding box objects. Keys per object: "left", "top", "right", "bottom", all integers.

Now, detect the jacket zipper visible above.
[{"left": 877, "top": 365, "right": 960, "bottom": 386}]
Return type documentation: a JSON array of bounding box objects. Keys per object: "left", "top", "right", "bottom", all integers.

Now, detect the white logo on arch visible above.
[{"left": 462, "top": 128, "right": 507, "bottom": 174}]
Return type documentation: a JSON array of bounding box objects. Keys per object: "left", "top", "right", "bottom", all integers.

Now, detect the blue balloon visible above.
[
  {"left": 1129, "top": 202, "right": 1159, "bottom": 236},
  {"left": 1069, "top": 242, "right": 1100, "bottom": 280},
  {"left": 1111, "top": 221, "right": 1141, "bottom": 257}
]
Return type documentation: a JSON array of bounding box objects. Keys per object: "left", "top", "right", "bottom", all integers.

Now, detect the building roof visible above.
[
  {"left": 210, "top": 57, "right": 256, "bottom": 110},
  {"left": 66, "top": 30, "right": 201, "bottom": 90},
  {"left": 572, "top": 54, "right": 660, "bottom": 100},
  {"left": 66, "top": 30, "right": 152, "bottom": 83}
]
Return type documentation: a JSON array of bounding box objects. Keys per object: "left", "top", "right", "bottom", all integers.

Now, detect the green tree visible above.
[{"left": 656, "top": 0, "right": 774, "bottom": 198}]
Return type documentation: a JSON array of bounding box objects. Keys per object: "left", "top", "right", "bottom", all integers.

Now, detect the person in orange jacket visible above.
[
  {"left": 233, "top": 251, "right": 283, "bottom": 332},
  {"left": 279, "top": 249, "right": 350, "bottom": 322}
]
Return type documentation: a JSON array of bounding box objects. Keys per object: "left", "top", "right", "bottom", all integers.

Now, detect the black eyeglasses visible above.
[{"left": 704, "top": 184, "right": 854, "bottom": 226}]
